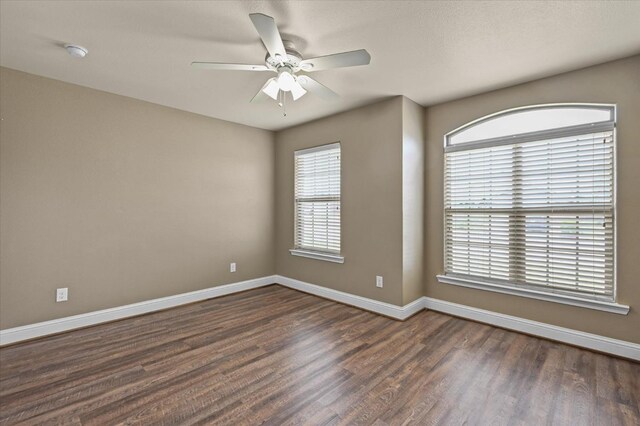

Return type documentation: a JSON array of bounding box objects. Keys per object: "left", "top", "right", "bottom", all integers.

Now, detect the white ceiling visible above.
[{"left": 2, "top": 1, "right": 639, "bottom": 131}]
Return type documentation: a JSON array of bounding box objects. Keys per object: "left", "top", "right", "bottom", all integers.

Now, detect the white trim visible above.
[
  {"left": 275, "top": 275, "right": 638, "bottom": 360},
  {"left": 423, "top": 297, "right": 639, "bottom": 361},
  {"left": 445, "top": 121, "right": 614, "bottom": 153},
  {"left": 3, "top": 274, "right": 637, "bottom": 360},
  {"left": 289, "top": 249, "right": 345, "bottom": 264},
  {"left": 0, "top": 275, "right": 276, "bottom": 346},
  {"left": 294, "top": 142, "right": 341, "bottom": 156},
  {"left": 275, "top": 275, "right": 423, "bottom": 320},
  {"left": 437, "top": 275, "right": 629, "bottom": 315},
  {"left": 444, "top": 103, "right": 615, "bottom": 148}
]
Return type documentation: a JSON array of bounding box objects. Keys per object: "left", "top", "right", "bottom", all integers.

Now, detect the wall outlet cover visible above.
[
  {"left": 376, "top": 276, "right": 383, "bottom": 288},
  {"left": 56, "top": 287, "right": 68, "bottom": 302},
  {"left": 230, "top": 262, "right": 237, "bottom": 273}
]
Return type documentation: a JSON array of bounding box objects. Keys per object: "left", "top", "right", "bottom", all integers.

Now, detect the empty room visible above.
[{"left": 1, "top": 1, "right": 639, "bottom": 424}]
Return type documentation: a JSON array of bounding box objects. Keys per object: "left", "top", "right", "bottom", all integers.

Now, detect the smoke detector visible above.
[{"left": 64, "top": 44, "right": 88, "bottom": 58}]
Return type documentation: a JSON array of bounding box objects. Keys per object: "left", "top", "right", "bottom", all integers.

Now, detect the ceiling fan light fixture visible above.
[
  {"left": 262, "top": 78, "right": 280, "bottom": 100},
  {"left": 277, "top": 69, "right": 296, "bottom": 91},
  {"left": 290, "top": 80, "right": 307, "bottom": 101}
]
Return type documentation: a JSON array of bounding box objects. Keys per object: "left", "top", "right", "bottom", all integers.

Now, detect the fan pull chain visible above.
[
  {"left": 282, "top": 91, "right": 287, "bottom": 117},
  {"left": 276, "top": 90, "right": 287, "bottom": 116}
]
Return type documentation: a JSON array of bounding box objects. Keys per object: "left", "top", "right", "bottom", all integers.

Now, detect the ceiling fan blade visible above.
[
  {"left": 299, "top": 49, "right": 371, "bottom": 71},
  {"left": 297, "top": 76, "right": 338, "bottom": 100},
  {"left": 249, "top": 13, "right": 287, "bottom": 60},
  {"left": 191, "top": 62, "right": 271, "bottom": 71},
  {"left": 251, "top": 78, "right": 279, "bottom": 103},
  {"left": 250, "top": 89, "right": 271, "bottom": 103}
]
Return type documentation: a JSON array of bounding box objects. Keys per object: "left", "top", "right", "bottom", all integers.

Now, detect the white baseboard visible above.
[
  {"left": 3, "top": 274, "right": 638, "bottom": 360},
  {"left": 423, "top": 297, "right": 640, "bottom": 361},
  {"left": 274, "top": 275, "right": 425, "bottom": 320},
  {"left": 0, "top": 275, "right": 277, "bottom": 346},
  {"left": 274, "top": 275, "right": 639, "bottom": 360}
]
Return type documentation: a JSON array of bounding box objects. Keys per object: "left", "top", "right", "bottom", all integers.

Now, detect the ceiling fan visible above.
[{"left": 192, "top": 13, "right": 371, "bottom": 109}]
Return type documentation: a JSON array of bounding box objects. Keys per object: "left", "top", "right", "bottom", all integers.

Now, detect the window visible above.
[
  {"left": 438, "top": 104, "right": 627, "bottom": 314},
  {"left": 290, "top": 143, "right": 343, "bottom": 263}
]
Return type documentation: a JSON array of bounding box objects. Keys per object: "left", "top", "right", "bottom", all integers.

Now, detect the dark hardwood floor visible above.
[{"left": 0, "top": 285, "right": 638, "bottom": 425}]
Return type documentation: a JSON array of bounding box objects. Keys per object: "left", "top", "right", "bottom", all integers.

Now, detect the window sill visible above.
[
  {"left": 436, "top": 274, "right": 629, "bottom": 315},
  {"left": 290, "top": 249, "right": 344, "bottom": 264}
]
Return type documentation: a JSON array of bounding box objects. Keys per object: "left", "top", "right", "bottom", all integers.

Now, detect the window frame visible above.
[
  {"left": 437, "top": 103, "right": 628, "bottom": 314},
  {"left": 290, "top": 142, "right": 344, "bottom": 264}
]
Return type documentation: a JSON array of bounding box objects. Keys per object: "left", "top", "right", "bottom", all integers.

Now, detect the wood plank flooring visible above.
[{"left": 0, "top": 284, "right": 638, "bottom": 425}]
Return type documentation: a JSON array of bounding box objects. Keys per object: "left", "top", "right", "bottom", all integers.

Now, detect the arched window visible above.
[
  {"left": 447, "top": 105, "right": 614, "bottom": 146},
  {"left": 438, "top": 104, "right": 624, "bottom": 313}
]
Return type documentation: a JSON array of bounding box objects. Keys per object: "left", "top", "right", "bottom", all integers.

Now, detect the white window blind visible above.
[
  {"left": 294, "top": 143, "right": 341, "bottom": 254},
  {"left": 443, "top": 105, "right": 615, "bottom": 302}
]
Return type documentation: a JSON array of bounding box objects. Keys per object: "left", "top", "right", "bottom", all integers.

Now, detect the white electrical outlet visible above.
[
  {"left": 56, "top": 287, "right": 68, "bottom": 302},
  {"left": 376, "top": 276, "right": 384, "bottom": 288},
  {"left": 230, "top": 262, "right": 237, "bottom": 273}
]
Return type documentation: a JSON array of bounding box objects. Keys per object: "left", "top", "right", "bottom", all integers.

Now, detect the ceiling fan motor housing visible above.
[{"left": 266, "top": 40, "right": 302, "bottom": 70}]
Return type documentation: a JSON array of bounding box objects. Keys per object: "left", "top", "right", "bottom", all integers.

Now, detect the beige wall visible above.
[
  {"left": 425, "top": 55, "right": 640, "bottom": 343},
  {"left": 275, "top": 97, "right": 406, "bottom": 305},
  {"left": 0, "top": 67, "right": 275, "bottom": 329},
  {"left": 3, "top": 55, "right": 638, "bottom": 345},
  {"left": 402, "top": 98, "right": 425, "bottom": 305},
  {"left": 275, "top": 96, "right": 426, "bottom": 307}
]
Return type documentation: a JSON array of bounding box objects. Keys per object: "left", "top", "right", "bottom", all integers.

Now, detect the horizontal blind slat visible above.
[
  {"left": 444, "top": 126, "right": 614, "bottom": 299},
  {"left": 294, "top": 145, "right": 341, "bottom": 254}
]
